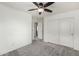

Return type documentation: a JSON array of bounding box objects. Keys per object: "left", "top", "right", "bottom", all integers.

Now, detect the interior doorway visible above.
[
  {"left": 34, "top": 22, "right": 38, "bottom": 39},
  {"left": 32, "top": 16, "right": 44, "bottom": 41}
]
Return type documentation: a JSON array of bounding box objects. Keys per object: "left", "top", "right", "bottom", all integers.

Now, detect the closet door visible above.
[
  {"left": 59, "top": 18, "right": 74, "bottom": 48},
  {"left": 74, "top": 18, "right": 79, "bottom": 50}
]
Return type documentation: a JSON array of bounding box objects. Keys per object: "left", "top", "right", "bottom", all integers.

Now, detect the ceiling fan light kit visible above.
[
  {"left": 28, "top": 2, "right": 55, "bottom": 15},
  {"left": 38, "top": 8, "right": 44, "bottom": 12}
]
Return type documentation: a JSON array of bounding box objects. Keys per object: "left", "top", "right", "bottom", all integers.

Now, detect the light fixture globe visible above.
[{"left": 38, "top": 8, "right": 44, "bottom": 12}]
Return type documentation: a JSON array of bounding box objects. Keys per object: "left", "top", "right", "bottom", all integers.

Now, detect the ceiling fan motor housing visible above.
[{"left": 39, "top": 3, "right": 43, "bottom": 8}]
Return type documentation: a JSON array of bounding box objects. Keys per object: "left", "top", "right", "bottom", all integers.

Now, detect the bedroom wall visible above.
[{"left": 0, "top": 4, "right": 32, "bottom": 55}]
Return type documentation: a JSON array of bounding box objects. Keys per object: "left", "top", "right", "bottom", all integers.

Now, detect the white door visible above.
[
  {"left": 38, "top": 22, "right": 43, "bottom": 39},
  {"left": 59, "top": 18, "right": 74, "bottom": 48},
  {"left": 74, "top": 18, "right": 79, "bottom": 50}
]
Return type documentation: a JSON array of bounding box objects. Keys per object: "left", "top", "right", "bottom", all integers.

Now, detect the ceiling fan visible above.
[{"left": 28, "top": 2, "right": 55, "bottom": 15}]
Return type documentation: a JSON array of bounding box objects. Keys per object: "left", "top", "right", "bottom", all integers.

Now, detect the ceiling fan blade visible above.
[
  {"left": 44, "top": 2, "right": 55, "bottom": 7},
  {"left": 28, "top": 8, "right": 38, "bottom": 11},
  {"left": 39, "top": 12, "right": 42, "bottom": 15},
  {"left": 44, "top": 9, "right": 52, "bottom": 13},
  {"left": 33, "top": 2, "right": 39, "bottom": 7}
]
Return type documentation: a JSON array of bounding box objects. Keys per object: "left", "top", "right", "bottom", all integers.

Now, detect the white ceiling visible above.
[
  {"left": 1, "top": 2, "right": 79, "bottom": 17},
  {"left": 1, "top": 2, "right": 55, "bottom": 17}
]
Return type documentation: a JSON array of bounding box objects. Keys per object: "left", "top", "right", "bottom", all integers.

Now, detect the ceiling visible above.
[
  {"left": 1, "top": 2, "right": 55, "bottom": 17},
  {"left": 1, "top": 2, "right": 79, "bottom": 17}
]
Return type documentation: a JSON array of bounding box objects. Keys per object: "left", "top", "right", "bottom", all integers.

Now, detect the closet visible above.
[
  {"left": 74, "top": 18, "right": 79, "bottom": 50},
  {"left": 59, "top": 18, "right": 74, "bottom": 48},
  {"left": 44, "top": 14, "right": 79, "bottom": 50}
]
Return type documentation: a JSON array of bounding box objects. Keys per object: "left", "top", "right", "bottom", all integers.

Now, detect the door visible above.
[
  {"left": 59, "top": 18, "right": 74, "bottom": 48},
  {"left": 74, "top": 18, "right": 79, "bottom": 50},
  {"left": 38, "top": 22, "right": 43, "bottom": 40},
  {"left": 34, "top": 22, "right": 38, "bottom": 39}
]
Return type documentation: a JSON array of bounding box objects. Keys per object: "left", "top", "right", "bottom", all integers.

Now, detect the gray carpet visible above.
[{"left": 2, "top": 40, "right": 79, "bottom": 56}]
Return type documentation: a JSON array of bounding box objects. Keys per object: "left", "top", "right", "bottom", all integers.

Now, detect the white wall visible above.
[
  {"left": 44, "top": 10, "right": 79, "bottom": 50},
  {"left": 0, "top": 4, "right": 32, "bottom": 55}
]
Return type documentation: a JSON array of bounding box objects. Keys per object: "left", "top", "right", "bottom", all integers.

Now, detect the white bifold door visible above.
[
  {"left": 59, "top": 18, "right": 74, "bottom": 48},
  {"left": 74, "top": 18, "right": 79, "bottom": 50},
  {"left": 44, "top": 17, "right": 79, "bottom": 50}
]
